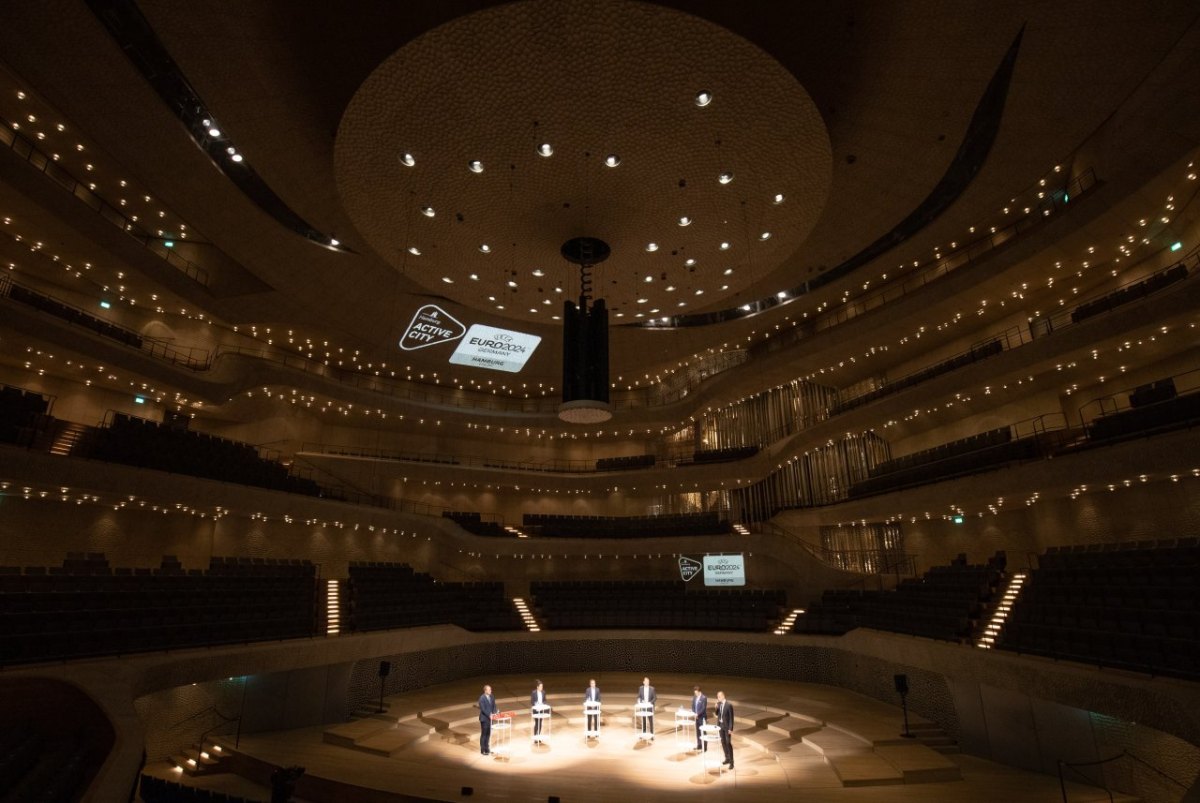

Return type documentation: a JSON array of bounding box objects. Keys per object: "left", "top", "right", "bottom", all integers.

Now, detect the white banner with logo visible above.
[{"left": 702, "top": 553, "right": 745, "bottom": 586}]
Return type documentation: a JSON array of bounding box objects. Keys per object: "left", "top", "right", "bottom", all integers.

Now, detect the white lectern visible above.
[
  {"left": 531, "top": 703, "right": 552, "bottom": 744},
  {"left": 674, "top": 708, "right": 696, "bottom": 750},
  {"left": 491, "top": 712, "right": 513, "bottom": 758},
  {"left": 584, "top": 701, "right": 601, "bottom": 740},
  {"left": 634, "top": 701, "right": 655, "bottom": 741},
  {"left": 700, "top": 723, "right": 724, "bottom": 774}
]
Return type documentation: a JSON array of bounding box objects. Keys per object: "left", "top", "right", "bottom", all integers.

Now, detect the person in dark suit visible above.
[
  {"left": 584, "top": 678, "right": 601, "bottom": 734},
  {"left": 715, "top": 690, "right": 734, "bottom": 769},
  {"left": 531, "top": 680, "right": 547, "bottom": 739},
  {"left": 636, "top": 676, "right": 656, "bottom": 740},
  {"left": 478, "top": 684, "right": 497, "bottom": 755},
  {"left": 691, "top": 685, "right": 708, "bottom": 752}
]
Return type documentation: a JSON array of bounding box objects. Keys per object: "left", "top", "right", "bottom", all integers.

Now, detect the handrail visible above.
[
  {"left": 170, "top": 704, "right": 236, "bottom": 730},
  {"left": 0, "top": 115, "right": 210, "bottom": 286},
  {"left": 1121, "top": 750, "right": 1187, "bottom": 790},
  {"left": 1076, "top": 364, "right": 1200, "bottom": 428}
]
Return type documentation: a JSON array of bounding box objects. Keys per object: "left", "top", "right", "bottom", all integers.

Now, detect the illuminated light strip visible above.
[
  {"left": 733, "top": 522, "right": 751, "bottom": 536},
  {"left": 505, "top": 525, "right": 530, "bottom": 538},
  {"left": 976, "top": 571, "right": 1026, "bottom": 649},
  {"left": 325, "top": 579, "right": 341, "bottom": 636},
  {"left": 512, "top": 597, "right": 540, "bottom": 632},
  {"left": 773, "top": 607, "right": 806, "bottom": 635}
]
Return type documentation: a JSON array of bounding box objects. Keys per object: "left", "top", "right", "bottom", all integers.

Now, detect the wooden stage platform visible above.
[{"left": 186, "top": 673, "right": 1132, "bottom": 803}]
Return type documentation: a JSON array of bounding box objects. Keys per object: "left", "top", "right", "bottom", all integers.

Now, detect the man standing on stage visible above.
[
  {"left": 584, "top": 678, "right": 601, "bottom": 735},
  {"left": 531, "top": 680, "right": 548, "bottom": 741},
  {"left": 692, "top": 685, "right": 708, "bottom": 752},
  {"left": 715, "top": 690, "right": 734, "bottom": 769},
  {"left": 478, "top": 684, "right": 497, "bottom": 755},
  {"left": 636, "top": 676, "right": 657, "bottom": 740}
]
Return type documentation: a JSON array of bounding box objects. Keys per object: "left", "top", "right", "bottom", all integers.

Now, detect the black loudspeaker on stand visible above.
[
  {"left": 894, "top": 674, "right": 915, "bottom": 738},
  {"left": 377, "top": 661, "right": 391, "bottom": 714}
]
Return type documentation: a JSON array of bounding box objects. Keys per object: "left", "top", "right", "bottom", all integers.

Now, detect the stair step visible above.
[
  {"left": 803, "top": 728, "right": 872, "bottom": 756},
  {"left": 875, "top": 743, "right": 962, "bottom": 783},
  {"left": 826, "top": 752, "right": 905, "bottom": 786}
]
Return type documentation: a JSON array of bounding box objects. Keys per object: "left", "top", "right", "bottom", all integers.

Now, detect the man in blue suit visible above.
[
  {"left": 478, "top": 684, "right": 497, "bottom": 755},
  {"left": 584, "top": 678, "right": 601, "bottom": 734},
  {"left": 636, "top": 676, "right": 656, "bottom": 740},
  {"left": 691, "top": 685, "right": 708, "bottom": 752}
]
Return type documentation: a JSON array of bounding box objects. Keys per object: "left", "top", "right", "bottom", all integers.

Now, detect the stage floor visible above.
[{"left": 219, "top": 672, "right": 1131, "bottom": 803}]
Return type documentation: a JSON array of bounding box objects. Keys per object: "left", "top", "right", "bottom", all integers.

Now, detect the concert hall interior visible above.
[{"left": 2, "top": 1, "right": 1200, "bottom": 801}]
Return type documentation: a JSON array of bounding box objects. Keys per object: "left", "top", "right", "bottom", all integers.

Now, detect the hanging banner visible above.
[
  {"left": 449, "top": 324, "right": 542, "bottom": 373},
  {"left": 703, "top": 553, "right": 745, "bottom": 586},
  {"left": 399, "top": 304, "right": 465, "bottom": 351}
]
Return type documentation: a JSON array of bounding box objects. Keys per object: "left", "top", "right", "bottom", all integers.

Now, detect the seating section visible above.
[
  {"left": 997, "top": 539, "right": 1200, "bottom": 680},
  {"left": 849, "top": 428, "right": 1039, "bottom": 498},
  {"left": 80, "top": 413, "right": 325, "bottom": 497},
  {"left": 139, "top": 774, "right": 258, "bottom": 803},
  {"left": 1070, "top": 263, "right": 1188, "bottom": 323},
  {"left": 442, "top": 511, "right": 509, "bottom": 537},
  {"left": 831, "top": 338, "right": 1004, "bottom": 416},
  {"left": 1086, "top": 384, "right": 1200, "bottom": 443},
  {"left": 522, "top": 511, "right": 733, "bottom": 538},
  {"left": 0, "top": 554, "right": 318, "bottom": 666},
  {"left": 690, "top": 445, "right": 760, "bottom": 464},
  {"left": 0, "top": 382, "right": 51, "bottom": 445},
  {"left": 5, "top": 281, "right": 145, "bottom": 349},
  {"left": 530, "top": 581, "right": 786, "bottom": 631},
  {"left": 347, "top": 563, "right": 524, "bottom": 632},
  {"left": 792, "top": 553, "right": 1006, "bottom": 642},
  {"left": 595, "top": 453, "right": 656, "bottom": 471}
]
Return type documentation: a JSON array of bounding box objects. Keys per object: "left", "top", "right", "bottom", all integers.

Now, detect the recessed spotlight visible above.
[
  {"left": 720, "top": 284, "right": 728, "bottom": 290},
  {"left": 772, "top": 193, "right": 784, "bottom": 204},
  {"left": 330, "top": 238, "right": 340, "bottom": 247},
  {"left": 230, "top": 153, "right": 243, "bottom": 163},
  {"left": 529, "top": 308, "right": 537, "bottom": 313},
  {"left": 637, "top": 298, "right": 648, "bottom": 304},
  {"left": 543, "top": 299, "right": 552, "bottom": 305},
  {"left": 695, "top": 90, "right": 713, "bottom": 107},
  {"left": 442, "top": 276, "right": 454, "bottom": 283},
  {"left": 469, "top": 274, "right": 479, "bottom": 281},
  {"left": 468, "top": 160, "right": 484, "bottom": 173},
  {"left": 695, "top": 289, "right": 704, "bottom": 295},
  {"left": 759, "top": 231, "right": 772, "bottom": 240},
  {"left": 646, "top": 243, "right": 659, "bottom": 252},
  {"left": 678, "top": 216, "right": 692, "bottom": 226},
  {"left": 723, "top": 268, "right": 733, "bottom": 275},
  {"left": 718, "top": 172, "right": 734, "bottom": 185},
  {"left": 537, "top": 143, "right": 554, "bottom": 157},
  {"left": 644, "top": 276, "right": 653, "bottom": 283},
  {"left": 684, "top": 258, "right": 696, "bottom": 266},
  {"left": 741, "top": 304, "right": 752, "bottom": 311},
  {"left": 488, "top": 295, "right": 496, "bottom": 301},
  {"left": 532, "top": 269, "right": 545, "bottom": 277},
  {"left": 677, "top": 301, "right": 686, "bottom": 307},
  {"left": 420, "top": 206, "right": 435, "bottom": 217},
  {"left": 407, "top": 246, "right": 421, "bottom": 256},
  {"left": 507, "top": 280, "right": 518, "bottom": 288},
  {"left": 401, "top": 152, "right": 416, "bottom": 167},
  {"left": 479, "top": 244, "right": 492, "bottom": 253},
  {"left": 604, "top": 154, "right": 621, "bottom": 167},
  {"left": 666, "top": 285, "right": 676, "bottom": 291},
  {"left": 719, "top": 242, "right": 730, "bottom": 251},
  {"left": 777, "top": 291, "right": 787, "bottom": 299},
  {"left": 207, "top": 127, "right": 221, "bottom": 137}
]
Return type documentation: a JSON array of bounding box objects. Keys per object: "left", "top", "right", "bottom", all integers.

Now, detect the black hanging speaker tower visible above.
[{"left": 559, "top": 236, "right": 612, "bottom": 424}]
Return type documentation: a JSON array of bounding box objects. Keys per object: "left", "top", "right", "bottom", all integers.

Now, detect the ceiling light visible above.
[
  {"left": 468, "top": 160, "right": 484, "bottom": 173},
  {"left": 507, "top": 280, "right": 518, "bottom": 288},
  {"left": 532, "top": 269, "right": 545, "bottom": 277},
  {"left": 407, "top": 247, "right": 421, "bottom": 256},
  {"left": 207, "top": 127, "right": 221, "bottom": 137},
  {"left": 777, "top": 291, "right": 787, "bottom": 299},
  {"left": 719, "top": 242, "right": 730, "bottom": 251},
  {"left": 604, "top": 154, "right": 621, "bottom": 167},
  {"left": 644, "top": 276, "right": 653, "bottom": 283},
  {"left": 442, "top": 276, "right": 453, "bottom": 283},
  {"left": 420, "top": 206, "right": 435, "bottom": 217},
  {"left": 759, "top": 231, "right": 771, "bottom": 240},
  {"left": 230, "top": 153, "right": 243, "bottom": 162},
  {"left": 637, "top": 298, "right": 648, "bottom": 304},
  {"left": 400, "top": 152, "right": 416, "bottom": 167},
  {"left": 718, "top": 172, "right": 734, "bottom": 184},
  {"left": 773, "top": 193, "right": 784, "bottom": 204},
  {"left": 469, "top": 274, "right": 479, "bottom": 280},
  {"left": 723, "top": 268, "right": 733, "bottom": 275},
  {"left": 329, "top": 238, "right": 340, "bottom": 247},
  {"left": 646, "top": 243, "right": 659, "bottom": 252},
  {"left": 678, "top": 216, "right": 692, "bottom": 226},
  {"left": 684, "top": 258, "right": 696, "bottom": 266},
  {"left": 543, "top": 299, "right": 552, "bottom": 305},
  {"left": 537, "top": 143, "right": 554, "bottom": 157},
  {"left": 479, "top": 244, "right": 492, "bottom": 253},
  {"left": 695, "top": 90, "right": 713, "bottom": 107},
  {"left": 666, "top": 285, "right": 676, "bottom": 291},
  {"left": 741, "top": 304, "right": 752, "bottom": 311}
]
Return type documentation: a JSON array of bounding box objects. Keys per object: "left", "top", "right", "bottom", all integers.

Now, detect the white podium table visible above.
[
  {"left": 531, "top": 703, "right": 552, "bottom": 744},
  {"left": 634, "top": 702, "right": 655, "bottom": 740},
  {"left": 674, "top": 708, "right": 696, "bottom": 750},
  {"left": 700, "top": 724, "right": 724, "bottom": 774},
  {"left": 584, "top": 701, "right": 601, "bottom": 740},
  {"left": 490, "top": 713, "right": 513, "bottom": 758}
]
